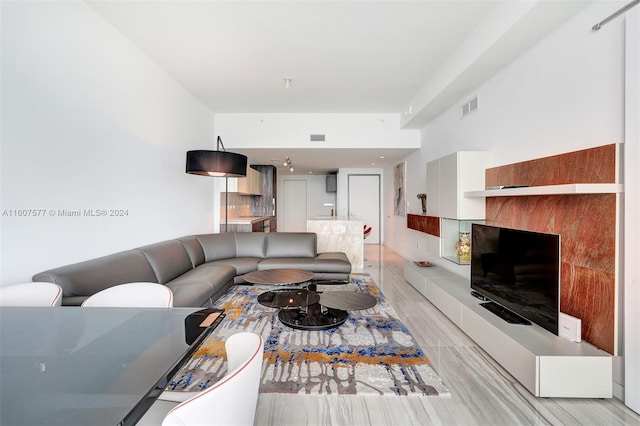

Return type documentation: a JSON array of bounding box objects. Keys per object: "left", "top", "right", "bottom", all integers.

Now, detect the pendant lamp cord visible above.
[
  {"left": 218, "top": 136, "right": 229, "bottom": 232},
  {"left": 217, "top": 136, "right": 226, "bottom": 152}
]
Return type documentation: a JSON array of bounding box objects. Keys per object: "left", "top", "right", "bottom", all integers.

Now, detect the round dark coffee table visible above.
[
  {"left": 244, "top": 269, "right": 314, "bottom": 286},
  {"left": 278, "top": 304, "right": 348, "bottom": 331},
  {"left": 257, "top": 289, "right": 320, "bottom": 308},
  {"left": 245, "top": 268, "right": 349, "bottom": 330},
  {"left": 319, "top": 291, "right": 377, "bottom": 310}
]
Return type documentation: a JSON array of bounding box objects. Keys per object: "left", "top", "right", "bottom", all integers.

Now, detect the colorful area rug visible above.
[{"left": 168, "top": 273, "right": 449, "bottom": 397}]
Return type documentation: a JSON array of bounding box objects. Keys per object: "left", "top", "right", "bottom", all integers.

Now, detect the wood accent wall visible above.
[
  {"left": 407, "top": 214, "right": 440, "bottom": 237},
  {"left": 485, "top": 144, "right": 618, "bottom": 354}
]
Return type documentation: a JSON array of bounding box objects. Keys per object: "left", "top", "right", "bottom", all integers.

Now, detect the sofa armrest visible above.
[{"left": 32, "top": 250, "right": 157, "bottom": 300}]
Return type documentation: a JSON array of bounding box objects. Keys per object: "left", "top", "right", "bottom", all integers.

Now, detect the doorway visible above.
[
  {"left": 282, "top": 179, "right": 307, "bottom": 232},
  {"left": 348, "top": 174, "right": 381, "bottom": 244}
]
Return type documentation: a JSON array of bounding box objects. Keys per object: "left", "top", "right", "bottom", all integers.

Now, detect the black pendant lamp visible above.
[{"left": 186, "top": 136, "right": 247, "bottom": 177}]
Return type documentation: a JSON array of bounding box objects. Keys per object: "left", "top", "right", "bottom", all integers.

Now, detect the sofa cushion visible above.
[
  {"left": 164, "top": 282, "right": 213, "bottom": 308},
  {"left": 178, "top": 236, "right": 205, "bottom": 267},
  {"left": 165, "top": 264, "right": 236, "bottom": 307},
  {"left": 32, "top": 250, "right": 158, "bottom": 299},
  {"left": 208, "top": 258, "right": 261, "bottom": 276},
  {"left": 235, "top": 233, "right": 267, "bottom": 258},
  {"left": 169, "top": 264, "right": 235, "bottom": 286},
  {"left": 196, "top": 233, "right": 237, "bottom": 262},
  {"left": 63, "top": 296, "right": 90, "bottom": 306},
  {"left": 315, "top": 252, "right": 352, "bottom": 273},
  {"left": 265, "top": 233, "right": 317, "bottom": 258},
  {"left": 138, "top": 240, "right": 193, "bottom": 284}
]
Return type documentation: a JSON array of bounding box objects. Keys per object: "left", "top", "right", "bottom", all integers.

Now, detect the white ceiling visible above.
[
  {"left": 234, "top": 147, "right": 418, "bottom": 175},
  {"left": 87, "top": 0, "right": 500, "bottom": 113},
  {"left": 86, "top": 0, "right": 587, "bottom": 174}
]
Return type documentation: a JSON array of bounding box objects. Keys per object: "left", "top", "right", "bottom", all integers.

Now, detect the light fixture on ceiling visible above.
[
  {"left": 283, "top": 78, "right": 292, "bottom": 88},
  {"left": 283, "top": 157, "right": 294, "bottom": 172},
  {"left": 186, "top": 136, "right": 248, "bottom": 232}
]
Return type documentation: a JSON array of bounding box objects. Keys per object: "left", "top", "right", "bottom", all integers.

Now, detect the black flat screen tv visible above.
[{"left": 470, "top": 223, "right": 560, "bottom": 335}]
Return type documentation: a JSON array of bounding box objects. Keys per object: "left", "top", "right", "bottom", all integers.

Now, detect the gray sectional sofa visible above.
[{"left": 32, "top": 232, "right": 351, "bottom": 307}]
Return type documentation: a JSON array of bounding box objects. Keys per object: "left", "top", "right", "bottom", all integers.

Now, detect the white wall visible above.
[
  {"left": 384, "top": 1, "right": 631, "bottom": 404},
  {"left": 424, "top": 2, "right": 624, "bottom": 166},
  {"left": 335, "top": 167, "right": 384, "bottom": 217},
  {"left": 379, "top": 156, "right": 433, "bottom": 254},
  {"left": 386, "top": 1, "right": 625, "bottom": 268},
  {"left": 0, "top": 1, "right": 217, "bottom": 284},
  {"left": 336, "top": 167, "right": 384, "bottom": 241},
  {"left": 624, "top": 6, "right": 640, "bottom": 415},
  {"left": 216, "top": 113, "right": 419, "bottom": 148}
]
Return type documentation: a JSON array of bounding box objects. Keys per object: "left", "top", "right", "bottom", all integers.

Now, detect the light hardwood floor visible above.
[{"left": 254, "top": 245, "right": 640, "bottom": 425}]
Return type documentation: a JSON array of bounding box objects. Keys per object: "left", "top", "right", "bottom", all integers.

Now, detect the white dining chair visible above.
[
  {"left": 0, "top": 282, "right": 63, "bottom": 307},
  {"left": 80, "top": 282, "right": 173, "bottom": 307},
  {"left": 138, "top": 332, "right": 264, "bottom": 426}
]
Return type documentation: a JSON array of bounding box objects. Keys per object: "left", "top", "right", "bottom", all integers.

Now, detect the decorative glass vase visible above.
[{"left": 455, "top": 231, "right": 471, "bottom": 264}]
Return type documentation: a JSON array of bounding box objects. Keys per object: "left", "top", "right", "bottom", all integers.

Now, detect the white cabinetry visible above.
[
  {"left": 426, "top": 151, "right": 489, "bottom": 219},
  {"left": 403, "top": 261, "right": 612, "bottom": 398},
  {"left": 227, "top": 168, "right": 262, "bottom": 195}
]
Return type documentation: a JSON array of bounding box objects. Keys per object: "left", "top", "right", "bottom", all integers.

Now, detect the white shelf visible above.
[
  {"left": 403, "top": 261, "right": 613, "bottom": 398},
  {"left": 464, "top": 183, "right": 623, "bottom": 198}
]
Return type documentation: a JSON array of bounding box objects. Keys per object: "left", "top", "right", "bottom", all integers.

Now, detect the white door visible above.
[
  {"left": 282, "top": 180, "right": 307, "bottom": 232},
  {"left": 348, "top": 174, "right": 380, "bottom": 244}
]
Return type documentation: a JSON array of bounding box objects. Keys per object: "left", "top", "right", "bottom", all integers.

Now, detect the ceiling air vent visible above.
[
  {"left": 310, "top": 134, "right": 326, "bottom": 142},
  {"left": 460, "top": 95, "right": 479, "bottom": 119}
]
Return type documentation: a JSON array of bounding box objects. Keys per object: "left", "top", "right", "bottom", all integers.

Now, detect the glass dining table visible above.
[{"left": 0, "top": 306, "right": 216, "bottom": 426}]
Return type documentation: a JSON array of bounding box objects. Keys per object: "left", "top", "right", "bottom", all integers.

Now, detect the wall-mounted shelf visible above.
[
  {"left": 465, "top": 183, "right": 623, "bottom": 198},
  {"left": 407, "top": 214, "right": 440, "bottom": 237}
]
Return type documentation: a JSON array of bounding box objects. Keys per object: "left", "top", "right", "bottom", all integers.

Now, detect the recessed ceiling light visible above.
[
  {"left": 283, "top": 78, "right": 292, "bottom": 88},
  {"left": 379, "top": 156, "right": 385, "bottom": 159},
  {"left": 371, "top": 162, "right": 376, "bottom": 166}
]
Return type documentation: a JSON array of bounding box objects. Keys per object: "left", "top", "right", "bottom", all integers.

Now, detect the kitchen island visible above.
[
  {"left": 307, "top": 218, "right": 363, "bottom": 270},
  {"left": 225, "top": 215, "right": 272, "bottom": 232}
]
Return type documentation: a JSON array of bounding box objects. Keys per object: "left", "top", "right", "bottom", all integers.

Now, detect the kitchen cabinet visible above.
[
  {"left": 226, "top": 216, "right": 272, "bottom": 233},
  {"left": 227, "top": 167, "right": 262, "bottom": 195},
  {"left": 252, "top": 218, "right": 271, "bottom": 232}
]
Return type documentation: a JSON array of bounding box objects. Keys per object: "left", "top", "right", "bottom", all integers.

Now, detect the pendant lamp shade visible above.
[
  {"left": 185, "top": 137, "right": 247, "bottom": 177},
  {"left": 186, "top": 150, "right": 247, "bottom": 177}
]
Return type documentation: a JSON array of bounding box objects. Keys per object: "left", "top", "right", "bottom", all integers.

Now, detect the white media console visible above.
[{"left": 404, "top": 261, "right": 612, "bottom": 398}]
